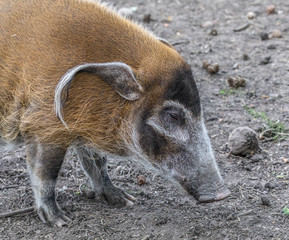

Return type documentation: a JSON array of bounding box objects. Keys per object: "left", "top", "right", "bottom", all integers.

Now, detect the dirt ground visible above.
[{"left": 1, "top": 0, "right": 289, "bottom": 239}]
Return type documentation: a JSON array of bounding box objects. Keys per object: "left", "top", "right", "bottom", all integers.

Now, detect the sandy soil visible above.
[{"left": 1, "top": 0, "right": 289, "bottom": 239}]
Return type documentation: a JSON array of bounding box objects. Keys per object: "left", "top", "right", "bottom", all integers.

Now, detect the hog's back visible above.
[{"left": 0, "top": 0, "right": 182, "bottom": 152}]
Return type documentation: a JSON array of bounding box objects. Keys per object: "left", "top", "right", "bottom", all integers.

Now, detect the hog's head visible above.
[{"left": 135, "top": 66, "right": 230, "bottom": 202}]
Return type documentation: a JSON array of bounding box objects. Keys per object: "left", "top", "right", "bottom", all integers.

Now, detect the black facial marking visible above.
[
  {"left": 138, "top": 110, "right": 167, "bottom": 158},
  {"left": 165, "top": 67, "right": 201, "bottom": 116}
]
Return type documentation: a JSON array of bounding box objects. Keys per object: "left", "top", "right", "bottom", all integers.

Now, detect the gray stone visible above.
[{"left": 228, "top": 127, "right": 259, "bottom": 156}]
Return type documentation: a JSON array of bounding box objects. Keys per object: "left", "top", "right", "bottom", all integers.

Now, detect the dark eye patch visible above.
[
  {"left": 164, "top": 67, "right": 201, "bottom": 117},
  {"left": 160, "top": 106, "right": 185, "bottom": 126}
]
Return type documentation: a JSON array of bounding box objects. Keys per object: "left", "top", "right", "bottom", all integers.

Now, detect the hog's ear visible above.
[{"left": 54, "top": 62, "right": 142, "bottom": 127}]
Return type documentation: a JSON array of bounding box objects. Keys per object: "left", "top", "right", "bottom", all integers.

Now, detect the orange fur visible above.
[{"left": 0, "top": 0, "right": 185, "bottom": 154}]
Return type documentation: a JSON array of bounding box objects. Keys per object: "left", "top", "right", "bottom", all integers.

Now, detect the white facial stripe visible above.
[
  {"left": 147, "top": 116, "right": 190, "bottom": 143},
  {"left": 146, "top": 100, "right": 199, "bottom": 144},
  {"left": 191, "top": 119, "right": 222, "bottom": 179}
]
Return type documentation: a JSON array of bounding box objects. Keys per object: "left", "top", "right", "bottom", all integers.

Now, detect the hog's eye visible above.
[
  {"left": 168, "top": 112, "right": 179, "bottom": 121},
  {"left": 161, "top": 106, "right": 184, "bottom": 125}
]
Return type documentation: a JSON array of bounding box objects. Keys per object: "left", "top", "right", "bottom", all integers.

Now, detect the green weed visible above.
[
  {"left": 283, "top": 206, "right": 289, "bottom": 215},
  {"left": 219, "top": 88, "right": 243, "bottom": 95},
  {"left": 243, "top": 106, "right": 288, "bottom": 141}
]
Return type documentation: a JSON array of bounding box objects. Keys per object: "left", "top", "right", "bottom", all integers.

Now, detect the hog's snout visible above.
[
  {"left": 197, "top": 187, "right": 231, "bottom": 203},
  {"left": 178, "top": 176, "right": 230, "bottom": 203}
]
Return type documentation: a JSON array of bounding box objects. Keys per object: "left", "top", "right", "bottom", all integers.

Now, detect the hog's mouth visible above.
[
  {"left": 194, "top": 188, "right": 231, "bottom": 203},
  {"left": 174, "top": 175, "right": 231, "bottom": 203}
]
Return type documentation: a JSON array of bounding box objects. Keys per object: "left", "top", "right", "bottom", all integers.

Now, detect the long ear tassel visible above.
[
  {"left": 54, "top": 65, "right": 87, "bottom": 129},
  {"left": 54, "top": 62, "right": 143, "bottom": 129}
]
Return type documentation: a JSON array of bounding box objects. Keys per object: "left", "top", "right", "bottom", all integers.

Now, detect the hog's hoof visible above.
[
  {"left": 37, "top": 206, "right": 71, "bottom": 227},
  {"left": 98, "top": 186, "right": 135, "bottom": 207}
]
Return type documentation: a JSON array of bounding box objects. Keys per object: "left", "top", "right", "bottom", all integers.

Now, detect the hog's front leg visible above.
[
  {"left": 75, "top": 148, "right": 135, "bottom": 206},
  {"left": 25, "top": 139, "right": 70, "bottom": 226}
]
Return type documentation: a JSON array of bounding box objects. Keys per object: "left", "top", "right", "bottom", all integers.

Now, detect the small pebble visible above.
[
  {"left": 270, "top": 29, "right": 282, "bottom": 38},
  {"left": 207, "top": 66, "right": 215, "bottom": 74},
  {"left": 267, "top": 5, "right": 276, "bottom": 15},
  {"left": 155, "top": 216, "right": 168, "bottom": 226},
  {"left": 137, "top": 175, "right": 146, "bottom": 185},
  {"left": 227, "top": 76, "right": 246, "bottom": 88},
  {"left": 143, "top": 14, "right": 151, "bottom": 23},
  {"left": 193, "top": 225, "right": 203, "bottom": 236},
  {"left": 260, "top": 55, "right": 271, "bottom": 65},
  {"left": 202, "top": 60, "right": 210, "bottom": 69},
  {"left": 202, "top": 61, "right": 219, "bottom": 74},
  {"left": 206, "top": 116, "right": 219, "bottom": 122},
  {"left": 250, "top": 153, "right": 264, "bottom": 162},
  {"left": 267, "top": 44, "right": 277, "bottom": 49},
  {"left": 85, "top": 191, "right": 95, "bottom": 199},
  {"left": 254, "top": 183, "right": 262, "bottom": 189},
  {"left": 232, "top": 63, "right": 239, "bottom": 70},
  {"left": 247, "top": 12, "right": 256, "bottom": 19},
  {"left": 243, "top": 53, "right": 249, "bottom": 60},
  {"left": 260, "top": 32, "right": 269, "bottom": 41},
  {"left": 207, "top": 64, "right": 219, "bottom": 74},
  {"left": 201, "top": 21, "right": 214, "bottom": 28},
  {"left": 261, "top": 196, "right": 271, "bottom": 206},
  {"left": 264, "top": 182, "right": 275, "bottom": 190},
  {"left": 210, "top": 29, "right": 218, "bottom": 36},
  {"left": 245, "top": 166, "right": 252, "bottom": 171}
]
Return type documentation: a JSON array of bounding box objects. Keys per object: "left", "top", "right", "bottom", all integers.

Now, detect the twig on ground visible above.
[
  {"left": 0, "top": 206, "right": 34, "bottom": 218},
  {"left": 237, "top": 210, "right": 253, "bottom": 217},
  {"left": 0, "top": 185, "right": 19, "bottom": 190}
]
